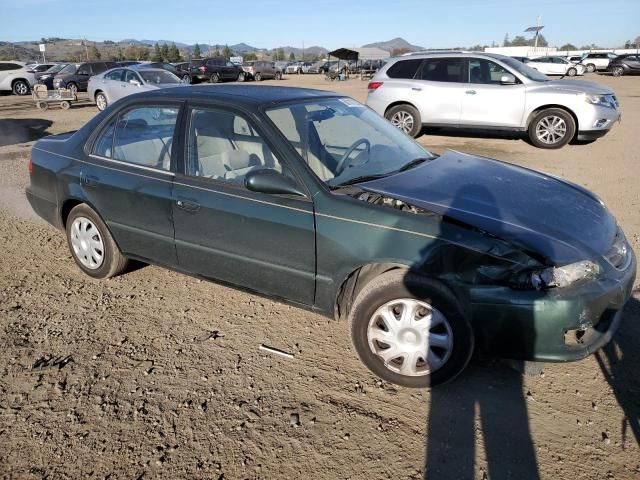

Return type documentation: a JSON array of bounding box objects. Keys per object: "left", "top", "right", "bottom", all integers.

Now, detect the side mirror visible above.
[
  {"left": 500, "top": 73, "right": 517, "bottom": 85},
  {"left": 244, "top": 169, "right": 306, "bottom": 197}
]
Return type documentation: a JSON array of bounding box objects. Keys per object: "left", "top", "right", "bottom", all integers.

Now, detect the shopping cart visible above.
[{"left": 32, "top": 84, "right": 76, "bottom": 111}]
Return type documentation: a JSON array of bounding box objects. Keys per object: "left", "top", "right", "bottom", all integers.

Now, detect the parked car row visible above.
[{"left": 511, "top": 52, "right": 638, "bottom": 76}]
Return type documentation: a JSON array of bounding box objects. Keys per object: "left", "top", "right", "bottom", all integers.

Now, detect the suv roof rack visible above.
[{"left": 401, "top": 50, "right": 471, "bottom": 56}]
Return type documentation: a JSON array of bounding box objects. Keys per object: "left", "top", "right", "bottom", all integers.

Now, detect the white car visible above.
[
  {"left": 528, "top": 56, "right": 585, "bottom": 76},
  {"left": 0, "top": 61, "right": 36, "bottom": 95},
  {"left": 580, "top": 52, "right": 618, "bottom": 72}
]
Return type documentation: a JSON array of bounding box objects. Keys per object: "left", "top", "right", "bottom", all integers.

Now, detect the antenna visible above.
[{"left": 525, "top": 15, "right": 544, "bottom": 48}]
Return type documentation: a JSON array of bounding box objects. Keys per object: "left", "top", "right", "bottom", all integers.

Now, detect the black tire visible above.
[
  {"left": 95, "top": 91, "right": 108, "bottom": 111},
  {"left": 566, "top": 67, "right": 577, "bottom": 77},
  {"left": 60, "top": 101, "right": 71, "bottom": 110},
  {"left": 66, "top": 204, "right": 128, "bottom": 279},
  {"left": 384, "top": 104, "right": 422, "bottom": 138},
  {"left": 66, "top": 82, "right": 78, "bottom": 95},
  {"left": 182, "top": 74, "right": 191, "bottom": 83},
  {"left": 275, "top": 71, "right": 282, "bottom": 80},
  {"left": 12, "top": 80, "right": 29, "bottom": 95},
  {"left": 210, "top": 73, "right": 219, "bottom": 83},
  {"left": 255, "top": 72, "right": 262, "bottom": 81},
  {"left": 349, "top": 270, "right": 474, "bottom": 388},
  {"left": 586, "top": 63, "right": 596, "bottom": 73},
  {"left": 36, "top": 101, "right": 48, "bottom": 111},
  {"left": 528, "top": 108, "right": 576, "bottom": 149},
  {"left": 237, "top": 72, "right": 245, "bottom": 82},
  {"left": 611, "top": 66, "right": 624, "bottom": 77}
]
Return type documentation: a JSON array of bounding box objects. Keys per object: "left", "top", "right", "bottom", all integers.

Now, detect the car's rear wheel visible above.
[
  {"left": 385, "top": 104, "right": 422, "bottom": 138},
  {"left": 237, "top": 72, "right": 245, "bottom": 82},
  {"left": 586, "top": 63, "right": 596, "bottom": 73},
  {"left": 210, "top": 73, "right": 219, "bottom": 83},
  {"left": 349, "top": 270, "right": 474, "bottom": 388},
  {"left": 275, "top": 71, "right": 282, "bottom": 80},
  {"left": 95, "top": 91, "right": 107, "bottom": 111},
  {"left": 182, "top": 74, "right": 191, "bottom": 83},
  {"left": 255, "top": 72, "right": 262, "bottom": 81},
  {"left": 611, "top": 66, "right": 624, "bottom": 77},
  {"left": 66, "top": 204, "right": 128, "bottom": 279},
  {"left": 12, "top": 80, "right": 29, "bottom": 95},
  {"left": 66, "top": 82, "right": 78, "bottom": 95},
  {"left": 566, "top": 67, "right": 577, "bottom": 76},
  {"left": 528, "top": 108, "right": 576, "bottom": 149}
]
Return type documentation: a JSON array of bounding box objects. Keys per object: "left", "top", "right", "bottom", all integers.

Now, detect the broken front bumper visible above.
[{"left": 467, "top": 252, "right": 636, "bottom": 362}]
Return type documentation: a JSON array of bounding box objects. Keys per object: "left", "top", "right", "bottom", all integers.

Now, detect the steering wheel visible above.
[{"left": 335, "top": 138, "right": 371, "bottom": 174}]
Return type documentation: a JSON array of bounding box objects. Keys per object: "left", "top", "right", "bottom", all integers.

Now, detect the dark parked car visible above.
[
  {"left": 52, "top": 61, "right": 118, "bottom": 94},
  {"left": 36, "top": 63, "right": 68, "bottom": 88},
  {"left": 189, "top": 57, "right": 245, "bottom": 83},
  {"left": 172, "top": 62, "right": 192, "bottom": 82},
  {"left": 242, "top": 60, "right": 282, "bottom": 81},
  {"left": 28, "top": 63, "right": 58, "bottom": 74},
  {"left": 26, "top": 85, "right": 635, "bottom": 387},
  {"left": 607, "top": 54, "right": 640, "bottom": 76}
]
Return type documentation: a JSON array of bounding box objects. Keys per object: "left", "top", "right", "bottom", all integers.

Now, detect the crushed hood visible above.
[{"left": 359, "top": 150, "right": 616, "bottom": 264}]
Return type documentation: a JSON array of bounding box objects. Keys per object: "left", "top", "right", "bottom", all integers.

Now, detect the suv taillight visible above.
[
  {"left": 198, "top": 66, "right": 206, "bottom": 72},
  {"left": 28, "top": 158, "right": 33, "bottom": 173},
  {"left": 368, "top": 81, "right": 383, "bottom": 91}
]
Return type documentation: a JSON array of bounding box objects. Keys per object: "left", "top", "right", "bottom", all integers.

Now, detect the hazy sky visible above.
[{"left": 3, "top": 0, "right": 639, "bottom": 49}]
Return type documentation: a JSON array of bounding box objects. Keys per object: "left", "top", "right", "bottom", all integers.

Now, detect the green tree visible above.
[
  {"left": 125, "top": 45, "right": 149, "bottom": 61},
  {"left": 244, "top": 52, "right": 257, "bottom": 61},
  {"left": 167, "top": 43, "right": 181, "bottom": 62},
  {"left": 510, "top": 35, "right": 529, "bottom": 47},
  {"left": 559, "top": 43, "right": 577, "bottom": 51},
  {"left": 89, "top": 45, "right": 101, "bottom": 60},
  {"left": 503, "top": 33, "right": 511, "bottom": 47},
  {"left": 152, "top": 43, "right": 163, "bottom": 62},
  {"left": 193, "top": 43, "right": 201, "bottom": 58},
  {"left": 222, "top": 44, "right": 232, "bottom": 60},
  {"left": 289, "top": 51, "right": 296, "bottom": 61},
  {"left": 160, "top": 43, "right": 169, "bottom": 61},
  {"left": 213, "top": 49, "right": 221, "bottom": 57}
]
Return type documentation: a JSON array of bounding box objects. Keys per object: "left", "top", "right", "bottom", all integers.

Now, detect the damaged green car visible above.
[{"left": 27, "top": 86, "right": 636, "bottom": 387}]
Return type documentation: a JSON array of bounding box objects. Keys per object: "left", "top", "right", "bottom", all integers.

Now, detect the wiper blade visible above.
[
  {"left": 397, "top": 156, "right": 432, "bottom": 172},
  {"left": 332, "top": 173, "right": 389, "bottom": 188}
]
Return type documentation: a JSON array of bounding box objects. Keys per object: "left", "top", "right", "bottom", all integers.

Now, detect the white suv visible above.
[
  {"left": 0, "top": 61, "right": 36, "bottom": 95},
  {"left": 366, "top": 52, "right": 620, "bottom": 148},
  {"left": 579, "top": 52, "right": 618, "bottom": 72}
]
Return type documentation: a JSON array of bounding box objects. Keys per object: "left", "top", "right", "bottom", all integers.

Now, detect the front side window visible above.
[
  {"left": 468, "top": 59, "right": 510, "bottom": 84},
  {"left": 124, "top": 70, "right": 141, "bottom": 84},
  {"left": 267, "top": 98, "right": 432, "bottom": 187},
  {"left": 110, "top": 106, "right": 179, "bottom": 170},
  {"left": 187, "top": 108, "right": 282, "bottom": 184},
  {"left": 420, "top": 58, "right": 464, "bottom": 82},
  {"left": 59, "top": 64, "right": 79, "bottom": 75},
  {"left": 139, "top": 70, "right": 180, "bottom": 84}
]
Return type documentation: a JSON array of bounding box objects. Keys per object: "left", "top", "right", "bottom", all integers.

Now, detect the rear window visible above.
[
  {"left": 386, "top": 59, "right": 422, "bottom": 79},
  {"left": 189, "top": 60, "right": 204, "bottom": 67}
]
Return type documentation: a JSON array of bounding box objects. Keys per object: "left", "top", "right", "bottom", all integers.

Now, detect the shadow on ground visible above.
[{"left": 0, "top": 119, "right": 53, "bottom": 147}]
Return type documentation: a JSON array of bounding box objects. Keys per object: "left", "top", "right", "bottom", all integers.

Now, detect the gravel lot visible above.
[{"left": 0, "top": 73, "right": 638, "bottom": 480}]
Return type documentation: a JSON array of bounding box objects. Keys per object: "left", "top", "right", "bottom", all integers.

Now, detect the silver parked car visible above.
[
  {"left": 88, "top": 67, "right": 184, "bottom": 111},
  {"left": 366, "top": 52, "right": 620, "bottom": 148}
]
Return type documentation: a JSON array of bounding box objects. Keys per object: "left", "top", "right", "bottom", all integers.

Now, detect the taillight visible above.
[
  {"left": 367, "top": 81, "right": 383, "bottom": 91},
  {"left": 28, "top": 158, "right": 33, "bottom": 173},
  {"left": 198, "top": 66, "right": 206, "bottom": 72}
]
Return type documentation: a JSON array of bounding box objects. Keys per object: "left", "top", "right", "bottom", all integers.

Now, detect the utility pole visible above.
[
  {"left": 534, "top": 15, "right": 541, "bottom": 48},
  {"left": 83, "top": 38, "right": 89, "bottom": 61},
  {"left": 302, "top": 40, "right": 305, "bottom": 61}
]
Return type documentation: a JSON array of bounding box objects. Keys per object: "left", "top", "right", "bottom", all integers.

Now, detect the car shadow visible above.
[
  {"left": 421, "top": 127, "right": 526, "bottom": 143},
  {"left": 0, "top": 118, "right": 53, "bottom": 147}
]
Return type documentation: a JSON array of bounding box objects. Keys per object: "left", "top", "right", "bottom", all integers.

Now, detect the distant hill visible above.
[
  {"left": 362, "top": 37, "right": 424, "bottom": 52},
  {"left": 0, "top": 42, "right": 36, "bottom": 61}
]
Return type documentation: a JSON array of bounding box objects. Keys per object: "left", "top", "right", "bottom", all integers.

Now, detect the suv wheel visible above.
[
  {"left": 237, "top": 72, "right": 245, "bottom": 82},
  {"left": 275, "top": 71, "right": 282, "bottom": 80},
  {"left": 255, "top": 72, "right": 262, "bottom": 81},
  {"left": 585, "top": 63, "right": 596, "bottom": 73},
  {"left": 349, "top": 270, "right": 474, "bottom": 388},
  {"left": 210, "top": 73, "right": 220, "bottom": 83},
  {"left": 66, "top": 204, "right": 128, "bottom": 279},
  {"left": 385, "top": 104, "right": 422, "bottom": 138},
  {"left": 611, "top": 66, "right": 624, "bottom": 77},
  {"left": 66, "top": 82, "right": 78, "bottom": 95},
  {"left": 12, "top": 80, "right": 29, "bottom": 95},
  {"left": 528, "top": 108, "right": 576, "bottom": 149},
  {"left": 182, "top": 74, "right": 191, "bottom": 83},
  {"left": 566, "top": 67, "right": 577, "bottom": 76}
]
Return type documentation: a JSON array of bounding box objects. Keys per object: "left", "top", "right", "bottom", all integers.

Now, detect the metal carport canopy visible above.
[{"left": 328, "top": 48, "right": 359, "bottom": 61}]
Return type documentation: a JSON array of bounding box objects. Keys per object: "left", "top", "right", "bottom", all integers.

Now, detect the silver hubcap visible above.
[
  {"left": 68, "top": 84, "right": 77, "bottom": 94},
  {"left": 536, "top": 115, "right": 567, "bottom": 144},
  {"left": 390, "top": 111, "right": 414, "bottom": 134},
  {"left": 367, "top": 299, "right": 453, "bottom": 377},
  {"left": 613, "top": 67, "right": 623, "bottom": 77},
  {"left": 70, "top": 217, "right": 104, "bottom": 269},
  {"left": 96, "top": 94, "right": 107, "bottom": 110},
  {"left": 15, "top": 82, "right": 27, "bottom": 94}
]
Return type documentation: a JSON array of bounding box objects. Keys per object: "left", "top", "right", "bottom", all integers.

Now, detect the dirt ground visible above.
[{"left": 0, "top": 73, "right": 639, "bottom": 480}]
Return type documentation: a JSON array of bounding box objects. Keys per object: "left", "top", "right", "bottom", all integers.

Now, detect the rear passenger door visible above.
[
  {"left": 171, "top": 104, "right": 316, "bottom": 305},
  {"left": 84, "top": 103, "right": 180, "bottom": 266},
  {"left": 413, "top": 57, "right": 465, "bottom": 125},
  {"left": 76, "top": 63, "right": 93, "bottom": 90}
]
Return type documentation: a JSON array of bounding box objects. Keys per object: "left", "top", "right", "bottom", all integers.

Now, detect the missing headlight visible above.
[
  {"left": 355, "top": 192, "right": 428, "bottom": 215},
  {"left": 530, "top": 260, "right": 601, "bottom": 290}
]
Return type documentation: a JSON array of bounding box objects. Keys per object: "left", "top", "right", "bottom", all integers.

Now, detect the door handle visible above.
[
  {"left": 411, "top": 87, "right": 422, "bottom": 91},
  {"left": 80, "top": 173, "right": 99, "bottom": 187},
  {"left": 176, "top": 199, "right": 200, "bottom": 212},
  {"left": 466, "top": 90, "right": 477, "bottom": 95}
]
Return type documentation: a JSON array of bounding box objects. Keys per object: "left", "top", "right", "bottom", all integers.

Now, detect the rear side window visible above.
[
  {"left": 386, "top": 59, "right": 423, "bottom": 79},
  {"left": 111, "top": 106, "right": 179, "bottom": 170},
  {"left": 0, "top": 63, "right": 23, "bottom": 71},
  {"left": 77, "top": 64, "right": 92, "bottom": 75},
  {"left": 420, "top": 58, "right": 464, "bottom": 83},
  {"left": 104, "top": 69, "right": 124, "bottom": 81}
]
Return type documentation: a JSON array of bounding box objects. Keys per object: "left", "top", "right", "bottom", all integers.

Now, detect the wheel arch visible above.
[
  {"left": 60, "top": 197, "right": 125, "bottom": 252},
  {"left": 384, "top": 100, "right": 419, "bottom": 117},
  {"left": 526, "top": 104, "right": 580, "bottom": 133},
  {"left": 93, "top": 89, "right": 104, "bottom": 101}
]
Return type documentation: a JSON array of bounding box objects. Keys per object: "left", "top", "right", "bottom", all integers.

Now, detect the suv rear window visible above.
[
  {"left": 420, "top": 58, "right": 464, "bottom": 83},
  {"left": 190, "top": 60, "right": 204, "bottom": 67},
  {"left": 386, "top": 59, "right": 422, "bottom": 79},
  {"left": 0, "top": 63, "right": 23, "bottom": 71}
]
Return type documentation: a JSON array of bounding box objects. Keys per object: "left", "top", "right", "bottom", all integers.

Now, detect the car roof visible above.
[{"left": 137, "top": 84, "right": 340, "bottom": 106}]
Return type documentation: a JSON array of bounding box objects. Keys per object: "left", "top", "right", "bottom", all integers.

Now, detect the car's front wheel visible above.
[
  {"left": 566, "top": 67, "right": 577, "bottom": 76},
  {"left": 528, "top": 108, "right": 576, "bottom": 149},
  {"left": 255, "top": 72, "right": 262, "bottom": 81},
  {"left": 66, "top": 204, "right": 128, "bottom": 279},
  {"left": 385, "top": 104, "right": 422, "bottom": 138},
  {"left": 349, "top": 270, "right": 474, "bottom": 388},
  {"left": 95, "top": 91, "right": 108, "bottom": 111},
  {"left": 66, "top": 82, "right": 78, "bottom": 95},
  {"left": 12, "top": 80, "right": 29, "bottom": 95},
  {"left": 611, "top": 66, "right": 624, "bottom": 77},
  {"left": 210, "top": 73, "right": 219, "bottom": 83},
  {"left": 275, "top": 71, "right": 282, "bottom": 80}
]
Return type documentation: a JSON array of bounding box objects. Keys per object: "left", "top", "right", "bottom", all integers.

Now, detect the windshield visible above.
[
  {"left": 59, "top": 64, "right": 78, "bottom": 75},
  {"left": 266, "top": 98, "right": 433, "bottom": 187},
  {"left": 139, "top": 70, "right": 180, "bottom": 84},
  {"left": 45, "top": 64, "right": 67, "bottom": 74},
  {"left": 500, "top": 57, "right": 549, "bottom": 82}
]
